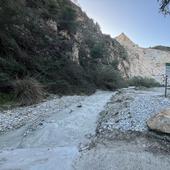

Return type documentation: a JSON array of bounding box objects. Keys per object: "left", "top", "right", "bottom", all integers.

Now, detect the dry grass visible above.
[{"left": 13, "top": 78, "right": 45, "bottom": 106}]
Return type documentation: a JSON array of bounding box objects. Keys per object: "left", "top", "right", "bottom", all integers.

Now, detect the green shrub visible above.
[
  {"left": 110, "top": 60, "right": 119, "bottom": 70},
  {"left": 0, "top": 72, "right": 14, "bottom": 94},
  {"left": 46, "top": 80, "right": 72, "bottom": 95},
  {"left": 13, "top": 78, "right": 45, "bottom": 106},
  {"left": 90, "top": 43, "right": 105, "bottom": 59},
  {"left": 0, "top": 73, "right": 10, "bottom": 84},
  {"left": 0, "top": 0, "right": 25, "bottom": 32},
  {"left": 92, "top": 65, "right": 127, "bottom": 90},
  {"left": 0, "top": 93, "right": 14, "bottom": 105},
  {"left": 128, "top": 76, "right": 160, "bottom": 88},
  {"left": 58, "top": 6, "right": 77, "bottom": 34}
]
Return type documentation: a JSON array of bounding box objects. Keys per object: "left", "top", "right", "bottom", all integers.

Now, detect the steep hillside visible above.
[
  {"left": 0, "top": 0, "right": 128, "bottom": 99},
  {"left": 116, "top": 33, "right": 170, "bottom": 84}
]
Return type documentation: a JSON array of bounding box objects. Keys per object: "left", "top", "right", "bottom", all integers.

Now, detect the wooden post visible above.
[{"left": 165, "top": 75, "right": 168, "bottom": 98}]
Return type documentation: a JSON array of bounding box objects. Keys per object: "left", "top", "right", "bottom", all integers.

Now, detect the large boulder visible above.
[{"left": 147, "top": 109, "right": 170, "bottom": 134}]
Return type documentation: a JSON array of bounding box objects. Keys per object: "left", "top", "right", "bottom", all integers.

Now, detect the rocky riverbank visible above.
[{"left": 97, "top": 87, "right": 170, "bottom": 133}]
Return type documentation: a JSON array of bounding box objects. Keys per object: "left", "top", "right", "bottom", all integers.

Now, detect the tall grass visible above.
[{"left": 13, "top": 78, "right": 45, "bottom": 106}]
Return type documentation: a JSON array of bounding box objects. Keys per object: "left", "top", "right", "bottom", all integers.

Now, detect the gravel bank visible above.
[
  {"left": 98, "top": 88, "right": 170, "bottom": 133},
  {"left": 0, "top": 95, "right": 85, "bottom": 134},
  {"left": 75, "top": 88, "right": 170, "bottom": 170}
]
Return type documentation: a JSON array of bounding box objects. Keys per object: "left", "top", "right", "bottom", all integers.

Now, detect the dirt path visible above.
[
  {"left": 74, "top": 88, "right": 170, "bottom": 170},
  {"left": 75, "top": 140, "right": 170, "bottom": 170},
  {"left": 1, "top": 88, "right": 170, "bottom": 170},
  {"left": 0, "top": 91, "right": 113, "bottom": 170}
]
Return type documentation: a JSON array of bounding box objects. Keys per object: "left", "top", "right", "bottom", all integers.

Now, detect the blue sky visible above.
[{"left": 77, "top": 0, "right": 170, "bottom": 47}]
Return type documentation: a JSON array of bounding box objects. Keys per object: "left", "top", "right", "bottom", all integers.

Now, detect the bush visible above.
[
  {"left": 46, "top": 80, "right": 72, "bottom": 95},
  {"left": 90, "top": 42, "right": 106, "bottom": 59},
  {"left": 0, "top": 93, "right": 14, "bottom": 105},
  {"left": 58, "top": 6, "right": 77, "bottom": 34},
  {"left": 92, "top": 65, "right": 127, "bottom": 90},
  {"left": 128, "top": 76, "right": 160, "bottom": 88},
  {"left": 13, "top": 78, "right": 45, "bottom": 106}
]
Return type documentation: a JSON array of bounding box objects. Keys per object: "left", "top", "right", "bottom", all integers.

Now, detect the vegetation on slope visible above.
[
  {"left": 128, "top": 76, "right": 160, "bottom": 88},
  {"left": 0, "top": 0, "right": 128, "bottom": 105},
  {"left": 152, "top": 46, "right": 170, "bottom": 52}
]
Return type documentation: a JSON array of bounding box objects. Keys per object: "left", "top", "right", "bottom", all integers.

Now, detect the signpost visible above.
[
  {"left": 165, "top": 75, "right": 168, "bottom": 98},
  {"left": 165, "top": 63, "right": 170, "bottom": 97}
]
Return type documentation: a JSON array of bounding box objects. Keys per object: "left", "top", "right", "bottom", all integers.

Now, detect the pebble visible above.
[
  {"left": 99, "top": 88, "right": 170, "bottom": 132},
  {"left": 0, "top": 95, "right": 84, "bottom": 133}
]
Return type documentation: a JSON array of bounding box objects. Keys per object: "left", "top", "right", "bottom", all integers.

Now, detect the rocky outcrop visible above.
[
  {"left": 147, "top": 109, "right": 170, "bottom": 134},
  {"left": 115, "top": 33, "right": 170, "bottom": 84}
]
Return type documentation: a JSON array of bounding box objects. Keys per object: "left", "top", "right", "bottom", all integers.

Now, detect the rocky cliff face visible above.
[
  {"left": 115, "top": 33, "right": 170, "bottom": 84},
  {"left": 71, "top": 5, "right": 129, "bottom": 70}
]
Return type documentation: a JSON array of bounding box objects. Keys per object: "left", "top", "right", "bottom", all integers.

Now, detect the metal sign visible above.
[{"left": 165, "top": 63, "right": 170, "bottom": 97}]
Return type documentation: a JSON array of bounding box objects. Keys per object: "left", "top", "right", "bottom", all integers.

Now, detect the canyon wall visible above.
[{"left": 116, "top": 33, "right": 170, "bottom": 84}]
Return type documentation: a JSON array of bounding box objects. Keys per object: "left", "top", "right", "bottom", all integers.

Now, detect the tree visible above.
[
  {"left": 0, "top": 0, "right": 24, "bottom": 31},
  {"left": 90, "top": 42, "right": 109, "bottom": 59},
  {"left": 58, "top": 6, "right": 77, "bottom": 34},
  {"left": 158, "top": 0, "right": 170, "bottom": 15}
]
